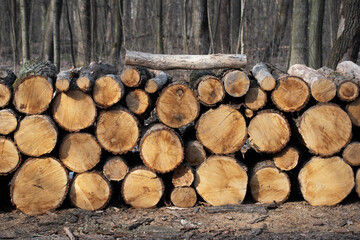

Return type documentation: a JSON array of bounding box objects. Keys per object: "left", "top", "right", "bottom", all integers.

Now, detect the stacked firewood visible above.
[{"left": 0, "top": 52, "right": 359, "bottom": 216}]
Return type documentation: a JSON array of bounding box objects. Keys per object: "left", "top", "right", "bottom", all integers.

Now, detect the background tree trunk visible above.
[
  {"left": 20, "top": 0, "right": 30, "bottom": 62},
  {"left": 78, "top": 0, "right": 91, "bottom": 65},
  {"left": 53, "top": 0, "right": 63, "bottom": 71},
  {"left": 156, "top": 0, "right": 164, "bottom": 54},
  {"left": 308, "top": 0, "right": 325, "bottom": 69},
  {"left": 192, "top": 0, "right": 208, "bottom": 54}
]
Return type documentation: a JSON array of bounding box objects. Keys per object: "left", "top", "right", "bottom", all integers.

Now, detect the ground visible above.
[{"left": 0, "top": 201, "right": 359, "bottom": 239}]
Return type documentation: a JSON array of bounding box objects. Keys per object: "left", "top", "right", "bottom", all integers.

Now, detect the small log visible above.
[
  {"left": 93, "top": 74, "right": 125, "bottom": 108},
  {"left": 194, "top": 155, "right": 248, "bottom": 206},
  {"left": 170, "top": 187, "right": 197, "bottom": 208},
  {"left": 346, "top": 97, "right": 360, "bottom": 127},
  {"left": 140, "top": 124, "right": 183, "bottom": 173},
  {"left": 0, "top": 67, "right": 16, "bottom": 108},
  {"left": 11, "top": 157, "right": 68, "bottom": 215},
  {"left": 288, "top": 64, "right": 336, "bottom": 102},
  {"left": 55, "top": 68, "right": 80, "bottom": 92},
  {"left": 120, "top": 67, "right": 152, "bottom": 88},
  {"left": 190, "top": 75, "right": 225, "bottom": 106},
  {"left": 298, "top": 156, "right": 354, "bottom": 206},
  {"left": 184, "top": 140, "right": 206, "bottom": 167},
  {"left": 103, "top": 156, "right": 129, "bottom": 181},
  {"left": 0, "top": 137, "right": 21, "bottom": 175},
  {"left": 250, "top": 161, "right": 291, "bottom": 204},
  {"left": 52, "top": 90, "right": 97, "bottom": 132},
  {"left": 244, "top": 86, "right": 267, "bottom": 111},
  {"left": 121, "top": 168, "right": 164, "bottom": 208},
  {"left": 356, "top": 169, "right": 360, "bottom": 199},
  {"left": 273, "top": 147, "right": 299, "bottom": 171},
  {"left": 196, "top": 105, "right": 247, "bottom": 154},
  {"left": 244, "top": 108, "right": 254, "bottom": 118},
  {"left": 172, "top": 164, "right": 194, "bottom": 187},
  {"left": 252, "top": 62, "right": 276, "bottom": 91},
  {"left": 336, "top": 61, "right": 360, "bottom": 81},
  {"left": 14, "top": 115, "right": 58, "bottom": 157},
  {"left": 248, "top": 110, "right": 290, "bottom": 153},
  {"left": 145, "top": 70, "right": 170, "bottom": 94},
  {"left": 76, "top": 62, "right": 118, "bottom": 92},
  {"left": 299, "top": 103, "right": 352, "bottom": 156},
  {"left": 156, "top": 82, "right": 200, "bottom": 128},
  {"left": 0, "top": 109, "right": 18, "bottom": 135},
  {"left": 222, "top": 70, "right": 250, "bottom": 97},
  {"left": 342, "top": 142, "right": 360, "bottom": 166},
  {"left": 59, "top": 133, "right": 101, "bottom": 173},
  {"left": 271, "top": 76, "right": 310, "bottom": 112},
  {"left": 96, "top": 108, "right": 140, "bottom": 154},
  {"left": 69, "top": 172, "right": 111, "bottom": 211},
  {"left": 125, "top": 89, "right": 151, "bottom": 116},
  {"left": 125, "top": 50, "right": 247, "bottom": 70}
]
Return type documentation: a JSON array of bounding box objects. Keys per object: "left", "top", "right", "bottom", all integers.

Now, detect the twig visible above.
[{"left": 64, "top": 227, "right": 76, "bottom": 240}]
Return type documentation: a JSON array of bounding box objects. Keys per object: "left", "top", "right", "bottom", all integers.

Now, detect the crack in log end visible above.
[
  {"left": 33, "top": 184, "right": 44, "bottom": 190},
  {"left": 176, "top": 88, "right": 185, "bottom": 97}
]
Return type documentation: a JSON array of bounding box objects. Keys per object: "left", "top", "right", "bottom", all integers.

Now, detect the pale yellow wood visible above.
[
  {"left": 103, "top": 156, "right": 129, "bottom": 181},
  {"left": 338, "top": 81, "right": 359, "bottom": 102},
  {"left": 197, "top": 76, "right": 225, "bottom": 106},
  {"left": 53, "top": 90, "right": 96, "bottom": 132},
  {"left": 55, "top": 78, "right": 70, "bottom": 92},
  {"left": 70, "top": 172, "right": 111, "bottom": 211},
  {"left": 273, "top": 147, "right": 299, "bottom": 171},
  {"left": 252, "top": 62, "right": 276, "bottom": 91},
  {"left": 299, "top": 104, "right": 352, "bottom": 156},
  {"left": 170, "top": 187, "right": 197, "bottom": 208},
  {"left": 342, "top": 142, "right": 360, "bottom": 166},
  {"left": 125, "top": 89, "right": 150, "bottom": 115},
  {"left": 76, "top": 77, "right": 91, "bottom": 91},
  {"left": 298, "top": 156, "right": 354, "bottom": 206},
  {"left": 0, "top": 84, "right": 11, "bottom": 107},
  {"left": 93, "top": 75, "right": 124, "bottom": 108},
  {"left": 195, "top": 155, "right": 248, "bottom": 206},
  {"left": 244, "top": 86, "right": 267, "bottom": 111},
  {"left": 346, "top": 97, "right": 360, "bottom": 127},
  {"left": 59, "top": 133, "right": 101, "bottom": 173},
  {"left": 172, "top": 164, "right": 194, "bottom": 187},
  {"left": 122, "top": 168, "right": 164, "bottom": 208},
  {"left": 0, "top": 138, "right": 20, "bottom": 175},
  {"left": 222, "top": 70, "right": 250, "bottom": 97},
  {"left": 120, "top": 68, "right": 141, "bottom": 87},
  {"left": 11, "top": 157, "right": 68, "bottom": 215},
  {"left": 0, "top": 109, "right": 17, "bottom": 135},
  {"left": 14, "top": 115, "right": 57, "bottom": 157},
  {"left": 196, "top": 105, "right": 247, "bottom": 154},
  {"left": 356, "top": 169, "right": 360, "bottom": 199},
  {"left": 185, "top": 140, "right": 206, "bottom": 166}
]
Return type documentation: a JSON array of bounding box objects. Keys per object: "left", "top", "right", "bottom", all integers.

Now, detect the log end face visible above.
[
  {"left": 346, "top": 97, "right": 360, "bottom": 127},
  {"left": 260, "top": 76, "right": 276, "bottom": 91},
  {"left": 120, "top": 68, "right": 141, "bottom": 87},
  {"left": 0, "top": 109, "right": 18, "bottom": 135},
  {"left": 197, "top": 77, "right": 225, "bottom": 106},
  {"left": 103, "top": 157, "right": 129, "bottom": 181},
  {"left": 343, "top": 142, "right": 360, "bottom": 166},
  {"left": 356, "top": 169, "right": 360, "bottom": 199},
  {"left": 125, "top": 89, "right": 150, "bottom": 115},
  {"left": 0, "top": 84, "right": 12, "bottom": 108},
  {"left": 76, "top": 77, "right": 91, "bottom": 92},
  {"left": 93, "top": 75, "right": 124, "bottom": 108},
  {"left": 55, "top": 79, "right": 70, "bottom": 92},
  {"left": 0, "top": 138, "right": 20, "bottom": 175},
  {"left": 170, "top": 187, "right": 197, "bottom": 208},
  {"left": 244, "top": 86, "right": 267, "bottom": 111},
  {"left": 311, "top": 78, "right": 336, "bottom": 102},
  {"left": 223, "top": 70, "right": 250, "bottom": 97},
  {"left": 273, "top": 147, "right": 299, "bottom": 171}
]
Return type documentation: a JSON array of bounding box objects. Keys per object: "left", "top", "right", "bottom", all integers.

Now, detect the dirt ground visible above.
[{"left": 0, "top": 200, "right": 359, "bottom": 240}]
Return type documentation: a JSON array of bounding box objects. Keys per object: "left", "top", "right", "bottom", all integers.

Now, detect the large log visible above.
[
  {"left": 14, "top": 115, "right": 58, "bottom": 157},
  {"left": 336, "top": 61, "right": 360, "bottom": 81},
  {"left": 170, "top": 187, "right": 197, "bottom": 208},
  {"left": 52, "top": 90, "right": 97, "bottom": 132},
  {"left": 194, "top": 155, "right": 248, "bottom": 206},
  {"left": 11, "top": 157, "right": 68, "bottom": 215},
  {"left": 346, "top": 97, "right": 360, "bottom": 127},
  {"left": 184, "top": 140, "right": 206, "bottom": 167},
  {"left": 156, "top": 82, "right": 200, "bottom": 128},
  {"left": 252, "top": 62, "right": 276, "bottom": 91},
  {"left": 121, "top": 168, "right": 164, "bottom": 208},
  {"left": 342, "top": 142, "right": 360, "bottom": 166},
  {"left": 125, "top": 50, "right": 247, "bottom": 70},
  {"left": 250, "top": 161, "right": 291, "bottom": 204},
  {"left": 172, "top": 164, "right": 194, "bottom": 187},
  {"left": 273, "top": 146, "right": 299, "bottom": 171},
  {"left": 298, "top": 156, "right": 354, "bottom": 206},
  {"left": 298, "top": 103, "right": 352, "bottom": 156},
  {"left": 288, "top": 64, "right": 336, "bottom": 102},
  {"left": 0, "top": 109, "right": 18, "bottom": 135},
  {"left": 93, "top": 74, "right": 125, "bottom": 108},
  {"left": 248, "top": 110, "right": 290, "bottom": 153},
  {"left": 140, "top": 124, "right": 183, "bottom": 173},
  {"left": 102, "top": 156, "right": 129, "bottom": 181},
  {"left": 0, "top": 67, "right": 16, "bottom": 108},
  {"left": 59, "top": 133, "right": 101, "bottom": 173},
  {"left": 196, "top": 105, "right": 247, "bottom": 154},
  {"left": 222, "top": 70, "right": 250, "bottom": 97},
  {"left": 0, "top": 137, "right": 21, "bottom": 175},
  {"left": 69, "top": 172, "right": 111, "bottom": 211}
]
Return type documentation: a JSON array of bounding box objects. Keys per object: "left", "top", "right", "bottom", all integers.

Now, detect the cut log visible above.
[
  {"left": 11, "top": 157, "right": 68, "bottom": 215},
  {"left": 103, "top": 156, "right": 129, "bottom": 181},
  {"left": 0, "top": 109, "right": 18, "bottom": 135},
  {"left": 121, "top": 168, "right": 164, "bottom": 208},
  {"left": 92, "top": 74, "right": 125, "bottom": 108},
  {"left": 244, "top": 108, "right": 254, "bottom": 118},
  {"left": 156, "top": 83, "right": 200, "bottom": 128},
  {"left": 96, "top": 108, "right": 140, "bottom": 154},
  {"left": 170, "top": 187, "right": 197, "bottom": 208},
  {"left": 222, "top": 70, "right": 250, "bottom": 97},
  {"left": 0, "top": 67, "right": 16, "bottom": 108},
  {"left": 244, "top": 86, "right": 267, "bottom": 111},
  {"left": 194, "top": 155, "right": 248, "bottom": 206},
  {"left": 342, "top": 142, "right": 360, "bottom": 166},
  {"left": 252, "top": 62, "right": 276, "bottom": 91},
  {"left": 172, "top": 164, "right": 194, "bottom": 187},
  {"left": 140, "top": 124, "right": 183, "bottom": 173},
  {"left": 55, "top": 68, "right": 80, "bottom": 92},
  {"left": 76, "top": 62, "right": 118, "bottom": 92},
  {"left": 0, "top": 137, "right": 21, "bottom": 175},
  {"left": 273, "top": 147, "right": 299, "bottom": 171},
  {"left": 144, "top": 70, "right": 170, "bottom": 94},
  {"left": 59, "top": 133, "right": 101, "bottom": 173},
  {"left": 125, "top": 89, "right": 151, "bottom": 116},
  {"left": 298, "top": 156, "right": 354, "bottom": 206},
  {"left": 196, "top": 105, "right": 247, "bottom": 154},
  {"left": 288, "top": 64, "right": 336, "bottom": 102},
  {"left": 190, "top": 75, "right": 225, "bottom": 106},
  {"left": 14, "top": 115, "right": 58, "bottom": 157},
  {"left": 125, "top": 50, "right": 247, "bottom": 70},
  {"left": 248, "top": 110, "right": 290, "bottom": 153},
  {"left": 336, "top": 61, "right": 360, "bottom": 81},
  {"left": 17, "top": 59, "right": 57, "bottom": 80},
  {"left": 184, "top": 140, "right": 206, "bottom": 167},
  {"left": 52, "top": 90, "right": 97, "bottom": 132},
  {"left": 356, "top": 169, "right": 360, "bottom": 199},
  {"left": 250, "top": 161, "right": 291, "bottom": 204},
  {"left": 69, "top": 172, "right": 111, "bottom": 211},
  {"left": 346, "top": 97, "right": 360, "bottom": 127},
  {"left": 299, "top": 103, "right": 352, "bottom": 156},
  {"left": 271, "top": 76, "right": 310, "bottom": 112},
  {"left": 120, "top": 67, "right": 152, "bottom": 88}
]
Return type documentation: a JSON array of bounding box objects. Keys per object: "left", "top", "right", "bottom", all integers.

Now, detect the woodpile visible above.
[{"left": 0, "top": 56, "right": 360, "bottom": 215}]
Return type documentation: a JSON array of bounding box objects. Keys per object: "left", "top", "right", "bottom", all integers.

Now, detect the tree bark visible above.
[
  {"left": 308, "top": 0, "right": 325, "bottom": 69},
  {"left": 111, "top": 0, "right": 123, "bottom": 64},
  {"left": 20, "top": 0, "right": 30, "bottom": 62},
  {"left": 53, "top": 0, "right": 63, "bottom": 71},
  {"left": 192, "top": 0, "right": 208, "bottom": 54},
  {"left": 156, "top": 0, "right": 164, "bottom": 53},
  {"left": 78, "top": 0, "right": 91, "bottom": 65}
]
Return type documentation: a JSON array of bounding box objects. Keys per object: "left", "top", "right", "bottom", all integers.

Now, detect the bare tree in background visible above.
[
  {"left": 42, "top": 1, "right": 53, "bottom": 61},
  {"left": 53, "top": 0, "right": 63, "bottom": 71},
  {"left": 156, "top": 0, "right": 164, "bottom": 53},
  {"left": 111, "top": 0, "right": 123, "bottom": 64},
  {"left": 78, "top": 0, "right": 91, "bottom": 65},
  {"left": 192, "top": 0, "right": 208, "bottom": 54},
  {"left": 20, "top": 0, "right": 30, "bottom": 62},
  {"left": 235, "top": 0, "right": 245, "bottom": 54},
  {"left": 308, "top": 0, "right": 325, "bottom": 69}
]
